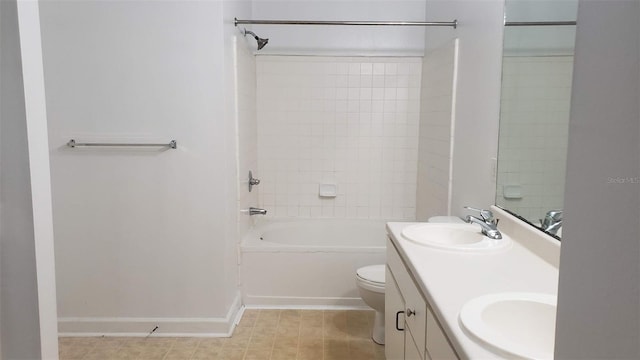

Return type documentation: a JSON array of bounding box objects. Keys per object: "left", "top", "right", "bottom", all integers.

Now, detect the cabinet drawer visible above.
[
  {"left": 387, "top": 237, "right": 427, "bottom": 357},
  {"left": 426, "top": 307, "right": 459, "bottom": 360}
]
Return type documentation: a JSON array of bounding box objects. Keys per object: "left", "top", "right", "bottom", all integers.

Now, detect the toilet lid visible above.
[{"left": 357, "top": 265, "right": 385, "bottom": 284}]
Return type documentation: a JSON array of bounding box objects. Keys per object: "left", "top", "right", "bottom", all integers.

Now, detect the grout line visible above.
[
  {"left": 160, "top": 339, "right": 174, "bottom": 360},
  {"left": 266, "top": 309, "right": 280, "bottom": 360}
]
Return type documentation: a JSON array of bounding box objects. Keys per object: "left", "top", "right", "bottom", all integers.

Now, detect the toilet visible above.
[
  {"left": 356, "top": 264, "right": 386, "bottom": 344},
  {"left": 356, "top": 216, "right": 464, "bottom": 345}
]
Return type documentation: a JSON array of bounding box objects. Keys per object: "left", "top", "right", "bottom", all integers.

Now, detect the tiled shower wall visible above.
[
  {"left": 256, "top": 56, "right": 421, "bottom": 219},
  {"left": 496, "top": 56, "right": 573, "bottom": 222}
]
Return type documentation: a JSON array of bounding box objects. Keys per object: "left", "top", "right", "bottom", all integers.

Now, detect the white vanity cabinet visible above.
[{"left": 386, "top": 237, "right": 459, "bottom": 360}]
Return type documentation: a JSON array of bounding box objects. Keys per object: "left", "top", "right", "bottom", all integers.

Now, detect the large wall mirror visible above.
[{"left": 495, "top": 0, "right": 578, "bottom": 239}]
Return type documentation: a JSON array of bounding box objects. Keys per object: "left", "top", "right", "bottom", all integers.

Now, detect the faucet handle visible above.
[{"left": 464, "top": 206, "right": 494, "bottom": 222}]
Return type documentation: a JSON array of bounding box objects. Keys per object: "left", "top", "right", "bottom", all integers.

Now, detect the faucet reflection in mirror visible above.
[{"left": 540, "top": 210, "right": 562, "bottom": 235}]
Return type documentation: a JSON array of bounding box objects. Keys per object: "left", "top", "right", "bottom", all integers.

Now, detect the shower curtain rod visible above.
[
  {"left": 234, "top": 18, "right": 458, "bottom": 28},
  {"left": 505, "top": 21, "right": 576, "bottom": 26}
]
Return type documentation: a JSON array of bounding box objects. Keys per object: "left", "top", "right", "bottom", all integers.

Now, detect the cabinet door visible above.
[
  {"left": 385, "top": 266, "right": 405, "bottom": 360},
  {"left": 405, "top": 330, "right": 425, "bottom": 360},
  {"left": 426, "top": 307, "right": 459, "bottom": 359}
]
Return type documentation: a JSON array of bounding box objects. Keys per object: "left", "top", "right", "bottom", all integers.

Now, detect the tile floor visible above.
[{"left": 58, "top": 309, "right": 386, "bottom": 360}]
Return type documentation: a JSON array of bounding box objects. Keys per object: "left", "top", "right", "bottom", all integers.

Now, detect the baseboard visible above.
[
  {"left": 59, "top": 292, "right": 243, "bottom": 337},
  {"left": 243, "top": 294, "right": 370, "bottom": 309}
]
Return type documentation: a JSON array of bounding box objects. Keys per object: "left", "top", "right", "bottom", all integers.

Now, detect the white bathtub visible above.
[{"left": 240, "top": 218, "right": 388, "bottom": 307}]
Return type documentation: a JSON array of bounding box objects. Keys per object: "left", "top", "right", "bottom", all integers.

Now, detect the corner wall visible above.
[
  {"left": 554, "top": 1, "right": 640, "bottom": 357},
  {"left": 1, "top": 0, "right": 58, "bottom": 357},
  {"left": 0, "top": 0, "right": 42, "bottom": 356}
]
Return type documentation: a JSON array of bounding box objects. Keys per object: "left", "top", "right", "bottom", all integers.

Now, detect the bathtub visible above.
[{"left": 240, "top": 218, "right": 388, "bottom": 307}]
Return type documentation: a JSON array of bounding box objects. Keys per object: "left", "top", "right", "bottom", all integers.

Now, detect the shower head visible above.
[{"left": 244, "top": 29, "right": 269, "bottom": 50}]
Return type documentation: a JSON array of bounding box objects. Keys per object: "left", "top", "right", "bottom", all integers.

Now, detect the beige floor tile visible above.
[
  {"left": 299, "top": 325, "right": 323, "bottom": 339},
  {"left": 197, "top": 337, "right": 226, "bottom": 349},
  {"left": 271, "top": 348, "right": 298, "bottom": 360},
  {"left": 163, "top": 341, "right": 199, "bottom": 360},
  {"left": 349, "top": 339, "right": 377, "bottom": 360},
  {"left": 190, "top": 345, "right": 223, "bottom": 360},
  {"left": 224, "top": 335, "right": 251, "bottom": 350},
  {"left": 172, "top": 337, "right": 200, "bottom": 346},
  {"left": 249, "top": 332, "right": 276, "bottom": 348},
  {"left": 324, "top": 339, "right": 350, "bottom": 360},
  {"left": 59, "top": 337, "right": 100, "bottom": 346},
  {"left": 244, "top": 345, "right": 274, "bottom": 360},
  {"left": 238, "top": 310, "right": 259, "bottom": 328},
  {"left": 57, "top": 309, "right": 379, "bottom": 360},
  {"left": 83, "top": 346, "right": 122, "bottom": 360},
  {"left": 280, "top": 309, "right": 301, "bottom": 317},
  {"left": 217, "top": 347, "right": 246, "bottom": 360},
  {"left": 297, "top": 340, "right": 323, "bottom": 360},
  {"left": 59, "top": 345, "right": 94, "bottom": 360},
  {"left": 346, "top": 320, "right": 372, "bottom": 340},
  {"left": 274, "top": 335, "right": 299, "bottom": 346},
  {"left": 256, "top": 309, "right": 281, "bottom": 326}
]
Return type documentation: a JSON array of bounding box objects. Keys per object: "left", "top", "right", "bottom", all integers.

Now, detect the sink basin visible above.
[
  {"left": 401, "top": 223, "right": 511, "bottom": 252},
  {"left": 459, "top": 292, "right": 557, "bottom": 359}
]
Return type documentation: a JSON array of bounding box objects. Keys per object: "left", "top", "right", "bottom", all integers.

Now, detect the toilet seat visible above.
[{"left": 356, "top": 265, "right": 385, "bottom": 293}]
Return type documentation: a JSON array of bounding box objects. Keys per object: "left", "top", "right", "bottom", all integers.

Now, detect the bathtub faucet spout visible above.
[{"left": 249, "top": 207, "right": 267, "bottom": 216}]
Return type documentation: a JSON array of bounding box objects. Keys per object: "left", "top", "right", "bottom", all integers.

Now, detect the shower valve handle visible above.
[{"left": 248, "top": 171, "right": 261, "bottom": 192}]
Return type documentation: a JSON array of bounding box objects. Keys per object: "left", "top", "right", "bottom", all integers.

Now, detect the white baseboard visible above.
[
  {"left": 243, "top": 295, "right": 370, "bottom": 309},
  {"left": 59, "top": 292, "right": 243, "bottom": 337}
]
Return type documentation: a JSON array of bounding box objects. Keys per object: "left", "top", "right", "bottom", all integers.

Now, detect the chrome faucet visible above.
[
  {"left": 463, "top": 206, "right": 502, "bottom": 239},
  {"left": 249, "top": 207, "right": 267, "bottom": 216},
  {"left": 540, "top": 210, "right": 562, "bottom": 235}
]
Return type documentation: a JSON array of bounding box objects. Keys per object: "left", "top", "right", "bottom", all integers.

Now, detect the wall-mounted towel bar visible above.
[{"left": 67, "top": 139, "right": 177, "bottom": 149}]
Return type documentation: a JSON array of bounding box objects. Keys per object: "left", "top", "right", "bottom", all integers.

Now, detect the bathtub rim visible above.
[{"left": 241, "top": 217, "right": 391, "bottom": 253}]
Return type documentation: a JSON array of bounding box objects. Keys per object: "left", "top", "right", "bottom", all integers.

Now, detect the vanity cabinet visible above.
[{"left": 386, "top": 238, "right": 459, "bottom": 360}]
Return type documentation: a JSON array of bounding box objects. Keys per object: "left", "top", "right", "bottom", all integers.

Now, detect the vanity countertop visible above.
[{"left": 386, "top": 207, "right": 560, "bottom": 359}]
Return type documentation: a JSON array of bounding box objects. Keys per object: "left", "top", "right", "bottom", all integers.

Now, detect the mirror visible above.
[{"left": 495, "top": 0, "right": 578, "bottom": 238}]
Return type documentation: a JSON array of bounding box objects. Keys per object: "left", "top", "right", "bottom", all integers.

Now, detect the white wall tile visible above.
[{"left": 256, "top": 56, "right": 421, "bottom": 220}]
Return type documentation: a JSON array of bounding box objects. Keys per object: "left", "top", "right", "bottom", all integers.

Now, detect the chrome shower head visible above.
[{"left": 244, "top": 29, "right": 269, "bottom": 50}]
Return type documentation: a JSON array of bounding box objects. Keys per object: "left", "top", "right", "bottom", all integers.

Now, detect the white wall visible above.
[
  {"left": 424, "top": 0, "right": 505, "bottom": 215},
  {"left": 416, "top": 40, "right": 458, "bottom": 220},
  {"left": 40, "top": 0, "right": 242, "bottom": 335},
  {"left": 256, "top": 56, "right": 421, "bottom": 219},
  {"left": 555, "top": 1, "right": 640, "bottom": 358},
  {"left": 1, "top": 0, "right": 42, "bottom": 356},
  {"left": 250, "top": 0, "right": 427, "bottom": 55},
  {"left": 1, "top": 0, "right": 58, "bottom": 358}
]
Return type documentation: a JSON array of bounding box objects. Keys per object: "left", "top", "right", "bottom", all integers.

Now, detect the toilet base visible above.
[{"left": 372, "top": 311, "right": 385, "bottom": 345}]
